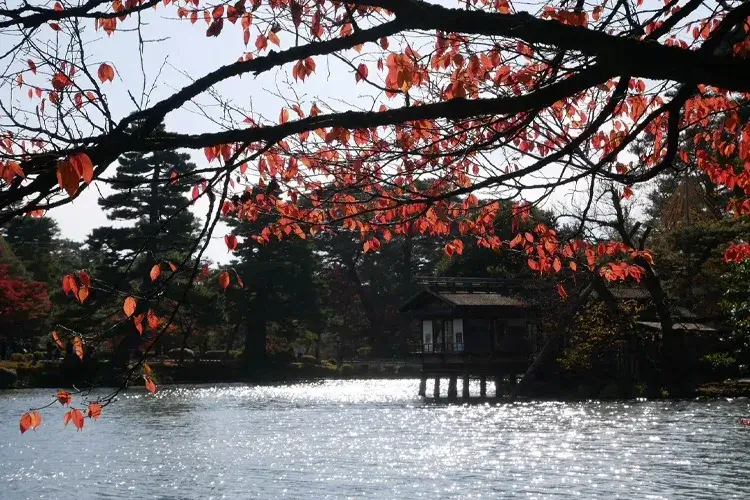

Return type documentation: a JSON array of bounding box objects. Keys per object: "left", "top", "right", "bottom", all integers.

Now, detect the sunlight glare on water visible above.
[{"left": 2, "top": 380, "right": 750, "bottom": 499}]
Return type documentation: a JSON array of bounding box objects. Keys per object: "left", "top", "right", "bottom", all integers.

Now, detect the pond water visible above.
[{"left": 2, "top": 380, "right": 750, "bottom": 499}]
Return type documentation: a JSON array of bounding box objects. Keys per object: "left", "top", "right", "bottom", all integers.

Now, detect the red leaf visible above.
[
  {"left": 191, "top": 185, "right": 200, "bottom": 200},
  {"left": 147, "top": 310, "right": 159, "bottom": 330},
  {"left": 268, "top": 31, "right": 280, "bottom": 46},
  {"left": 224, "top": 234, "right": 238, "bottom": 251},
  {"left": 87, "top": 403, "right": 102, "bottom": 420},
  {"left": 19, "top": 413, "right": 32, "bottom": 434},
  {"left": 78, "top": 271, "right": 91, "bottom": 288},
  {"left": 170, "top": 169, "right": 179, "bottom": 185},
  {"left": 57, "top": 389, "right": 72, "bottom": 406},
  {"left": 279, "top": 108, "right": 289, "bottom": 124},
  {"left": 73, "top": 336, "right": 84, "bottom": 361},
  {"left": 51, "top": 331, "right": 65, "bottom": 351},
  {"left": 69, "top": 152, "right": 94, "bottom": 184},
  {"left": 56, "top": 160, "right": 80, "bottom": 196},
  {"left": 123, "top": 296, "right": 136, "bottom": 318},
  {"left": 97, "top": 63, "right": 115, "bottom": 83},
  {"left": 233, "top": 268, "right": 245, "bottom": 288},
  {"left": 255, "top": 33, "right": 267, "bottom": 51},
  {"left": 212, "top": 5, "right": 224, "bottom": 19},
  {"left": 145, "top": 377, "right": 157, "bottom": 394},
  {"left": 64, "top": 408, "right": 85, "bottom": 430},
  {"left": 218, "top": 271, "right": 230, "bottom": 289},
  {"left": 206, "top": 17, "right": 224, "bottom": 37},
  {"left": 144, "top": 363, "right": 153, "bottom": 379},
  {"left": 355, "top": 63, "right": 368, "bottom": 83},
  {"left": 51, "top": 72, "right": 72, "bottom": 91},
  {"left": 150, "top": 264, "right": 161, "bottom": 281},
  {"left": 168, "top": 261, "right": 178, "bottom": 272},
  {"left": 553, "top": 257, "right": 562, "bottom": 273},
  {"left": 28, "top": 59, "right": 37, "bottom": 74},
  {"left": 557, "top": 283, "right": 568, "bottom": 299},
  {"left": 134, "top": 313, "right": 145, "bottom": 335}
]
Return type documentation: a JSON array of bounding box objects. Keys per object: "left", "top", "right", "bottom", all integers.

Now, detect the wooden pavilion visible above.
[{"left": 401, "top": 277, "right": 539, "bottom": 399}]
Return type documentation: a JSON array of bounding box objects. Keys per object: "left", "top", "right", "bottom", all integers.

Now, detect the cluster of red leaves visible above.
[
  {"left": 62, "top": 270, "right": 91, "bottom": 304},
  {"left": 56, "top": 153, "right": 94, "bottom": 197},
  {"left": 0, "top": 264, "right": 51, "bottom": 326}
]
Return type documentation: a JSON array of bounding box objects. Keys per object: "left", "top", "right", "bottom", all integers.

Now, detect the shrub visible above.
[
  {"left": 300, "top": 354, "right": 318, "bottom": 365},
  {"left": 357, "top": 346, "right": 371, "bottom": 359},
  {"left": 203, "top": 350, "right": 228, "bottom": 360},
  {"left": 340, "top": 363, "right": 354, "bottom": 375},
  {"left": 10, "top": 353, "right": 28, "bottom": 362},
  {"left": 0, "top": 366, "right": 18, "bottom": 389},
  {"left": 228, "top": 349, "right": 244, "bottom": 360}
]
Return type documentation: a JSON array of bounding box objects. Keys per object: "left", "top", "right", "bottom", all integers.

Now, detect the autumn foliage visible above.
[
  {"left": 0, "top": 264, "right": 51, "bottom": 333},
  {"left": 3, "top": 0, "right": 750, "bottom": 426}
]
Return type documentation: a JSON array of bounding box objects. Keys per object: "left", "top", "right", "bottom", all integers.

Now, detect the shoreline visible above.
[{"left": 2, "top": 359, "right": 748, "bottom": 400}]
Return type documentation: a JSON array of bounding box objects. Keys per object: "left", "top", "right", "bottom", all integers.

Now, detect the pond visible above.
[{"left": 2, "top": 380, "right": 750, "bottom": 499}]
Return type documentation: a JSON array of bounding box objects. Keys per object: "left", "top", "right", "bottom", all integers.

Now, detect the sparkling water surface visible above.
[{"left": 2, "top": 379, "right": 750, "bottom": 499}]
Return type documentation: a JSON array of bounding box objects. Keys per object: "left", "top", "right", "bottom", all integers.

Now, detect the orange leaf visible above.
[
  {"left": 150, "top": 264, "right": 161, "bottom": 281},
  {"left": 57, "top": 389, "right": 72, "bottom": 406},
  {"left": 218, "top": 271, "right": 230, "bottom": 289},
  {"left": 64, "top": 408, "right": 85, "bottom": 430},
  {"left": 56, "top": 160, "right": 80, "bottom": 197},
  {"left": 69, "top": 153, "right": 94, "bottom": 184},
  {"left": 268, "top": 31, "right": 280, "bottom": 46},
  {"left": 144, "top": 363, "right": 153, "bottom": 379},
  {"left": 255, "top": 33, "right": 267, "bottom": 51},
  {"left": 87, "top": 403, "right": 102, "bottom": 420},
  {"left": 51, "top": 331, "right": 65, "bottom": 351},
  {"left": 279, "top": 108, "right": 289, "bottom": 124},
  {"left": 168, "top": 261, "right": 178, "bottom": 272},
  {"left": 30, "top": 411, "right": 42, "bottom": 430},
  {"left": 77, "top": 286, "right": 89, "bottom": 304},
  {"left": 553, "top": 257, "right": 562, "bottom": 273},
  {"left": 97, "top": 63, "right": 115, "bottom": 83},
  {"left": 72, "top": 336, "right": 84, "bottom": 361},
  {"left": 557, "top": 283, "right": 568, "bottom": 300},
  {"left": 569, "top": 261, "right": 578, "bottom": 272},
  {"left": 145, "top": 377, "right": 157, "bottom": 394},
  {"left": 134, "top": 313, "right": 145, "bottom": 335},
  {"left": 19, "top": 412, "right": 33, "bottom": 434},
  {"left": 147, "top": 309, "right": 159, "bottom": 330},
  {"left": 123, "top": 296, "right": 136, "bottom": 317}
]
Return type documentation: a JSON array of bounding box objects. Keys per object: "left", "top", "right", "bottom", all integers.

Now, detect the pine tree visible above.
[
  {"left": 85, "top": 123, "right": 211, "bottom": 362},
  {"left": 88, "top": 123, "right": 200, "bottom": 277}
]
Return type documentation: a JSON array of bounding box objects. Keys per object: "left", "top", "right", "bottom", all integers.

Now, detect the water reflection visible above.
[{"left": 1, "top": 380, "right": 750, "bottom": 499}]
